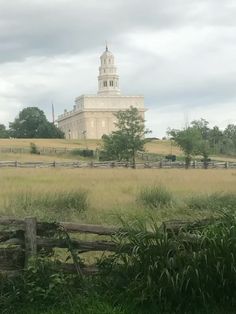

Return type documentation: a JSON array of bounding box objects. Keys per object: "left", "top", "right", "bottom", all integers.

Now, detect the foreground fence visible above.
[
  {"left": 0, "top": 217, "right": 121, "bottom": 277},
  {"left": 0, "top": 216, "right": 216, "bottom": 277},
  {"left": 0, "top": 160, "right": 235, "bottom": 169}
]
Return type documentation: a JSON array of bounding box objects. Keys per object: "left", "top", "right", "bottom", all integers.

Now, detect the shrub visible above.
[
  {"left": 165, "top": 154, "right": 176, "bottom": 162},
  {"left": 0, "top": 259, "right": 81, "bottom": 312},
  {"left": 137, "top": 185, "right": 174, "bottom": 209},
  {"left": 71, "top": 149, "right": 94, "bottom": 157},
  {"left": 187, "top": 192, "right": 236, "bottom": 211},
  {"left": 30, "top": 142, "right": 40, "bottom": 154},
  {"left": 99, "top": 150, "right": 114, "bottom": 161},
  {"left": 0, "top": 260, "right": 130, "bottom": 314}
]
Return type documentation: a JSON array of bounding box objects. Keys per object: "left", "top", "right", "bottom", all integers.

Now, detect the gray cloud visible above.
[
  {"left": 1, "top": 0, "right": 235, "bottom": 62},
  {"left": 0, "top": 0, "right": 235, "bottom": 136}
]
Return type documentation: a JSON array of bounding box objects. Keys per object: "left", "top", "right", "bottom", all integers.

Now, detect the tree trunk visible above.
[{"left": 132, "top": 149, "right": 136, "bottom": 169}]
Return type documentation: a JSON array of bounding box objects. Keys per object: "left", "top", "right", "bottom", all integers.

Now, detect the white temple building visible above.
[{"left": 57, "top": 46, "right": 146, "bottom": 139}]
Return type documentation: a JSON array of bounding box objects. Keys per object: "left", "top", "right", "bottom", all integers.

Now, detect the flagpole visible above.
[{"left": 52, "top": 102, "right": 55, "bottom": 124}]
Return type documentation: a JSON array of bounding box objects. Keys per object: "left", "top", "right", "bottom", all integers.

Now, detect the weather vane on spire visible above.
[{"left": 105, "top": 40, "right": 108, "bottom": 51}]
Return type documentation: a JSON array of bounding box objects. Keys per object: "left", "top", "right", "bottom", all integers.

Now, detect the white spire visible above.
[{"left": 97, "top": 45, "right": 120, "bottom": 95}]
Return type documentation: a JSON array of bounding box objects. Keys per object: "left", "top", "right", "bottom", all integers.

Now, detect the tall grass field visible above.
[
  {"left": 1, "top": 166, "right": 236, "bottom": 313},
  {"left": 0, "top": 168, "right": 236, "bottom": 224}
]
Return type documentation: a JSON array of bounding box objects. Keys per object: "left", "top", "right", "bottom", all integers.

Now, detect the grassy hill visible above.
[{"left": 1, "top": 138, "right": 236, "bottom": 162}]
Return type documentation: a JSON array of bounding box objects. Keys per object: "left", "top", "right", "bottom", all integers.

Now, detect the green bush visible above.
[
  {"left": 99, "top": 216, "right": 236, "bottom": 313},
  {"left": 0, "top": 260, "right": 78, "bottom": 311},
  {"left": 6, "top": 190, "right": 88, "bottom": 213},
  {"left": 70, "top": 149, "right": 94, "bottom": 157},
  {"left": 187, "top": 192, "right": 236, "bottom": 211},
  {"left": 137, "top": 185, "right": 174, "bottom": 209},
  {"left": 0, "top": 260, "right": 130, "bottom": 314},
  {"left": 30, "top": 142, "right": 40, "bottom": 155}
]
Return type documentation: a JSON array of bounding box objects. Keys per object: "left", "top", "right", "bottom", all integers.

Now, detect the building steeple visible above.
[{"left": 97, "top": 46, "right": 120, "bottom": 95}]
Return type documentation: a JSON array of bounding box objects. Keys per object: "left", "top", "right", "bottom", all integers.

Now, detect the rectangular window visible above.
[
  {"left": 109, "top": 81, "right": 113, "bottom": 86},
  {"left": 103, "top": 81, "right": 107, "bottom": 87}
]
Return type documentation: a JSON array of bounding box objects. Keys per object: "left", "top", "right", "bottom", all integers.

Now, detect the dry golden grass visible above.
[
  {"left": 1, "top": 138, "right": 236, "bottom": 161},
  {"left": 0, "top": 138, "right": 101, "bottom": 149},
  {"left": 0, "top": 152, "right": 74, "bottom": 161},
  {"left": 145, "top": 140, "right": 182, "bottom": 155},
  {"left": 0, "top": 168, "right": 235, "bottom": 225},
  {"left": 0, "top": 138, "right": 181, "bottom": 155}
]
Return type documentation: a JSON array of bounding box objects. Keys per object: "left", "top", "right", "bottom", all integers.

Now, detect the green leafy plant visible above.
[{"left": 99, "top": 215, "right": 236, "bottom": 313}]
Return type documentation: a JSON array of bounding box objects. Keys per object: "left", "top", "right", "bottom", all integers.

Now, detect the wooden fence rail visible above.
[
  {"left": 0, "top": 160, "right": 235, "bottom": 169},
  {"left": 0, "top": 216, "right": 220, "bottom": 277},
  {"left": 0, "top": 217, "right": 125, "bottom": 277}
]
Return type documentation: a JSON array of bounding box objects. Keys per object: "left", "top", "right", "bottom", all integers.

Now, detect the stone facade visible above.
[{"left": 57, "top": 46, "right": 146, "bottom": 139}]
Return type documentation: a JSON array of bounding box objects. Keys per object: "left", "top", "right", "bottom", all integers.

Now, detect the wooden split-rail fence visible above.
[
  {"left": 0, "top": 160, "right": 236, "bottom": 169},
  {"left": 0, "top": 216, "right": 219, "bottom": 278},
  {"left": 0, "top": 217, "right": 122, "bottom": 277}
]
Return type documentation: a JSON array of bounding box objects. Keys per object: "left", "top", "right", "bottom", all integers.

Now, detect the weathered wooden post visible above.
[
  {"left": 225, "top": 162, "right": 229, "bottom": 169},
  {"left": 24, "top": 217, "right": 37, "bottom": 268}
]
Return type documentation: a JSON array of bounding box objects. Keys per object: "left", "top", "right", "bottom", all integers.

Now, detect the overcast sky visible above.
[{"left": 0, "top": 0, "right": 235, "bottom": 137}]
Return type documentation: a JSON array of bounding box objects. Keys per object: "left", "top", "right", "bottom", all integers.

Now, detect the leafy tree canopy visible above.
[
  {"left": 168, "top": 127, "right": 202, "bottom": 168},
  {"left": 0, "top": 124, "right": 9, "bottom": 138},
  {"left": 9, "top": 107, "right": 64, "bottom": 138},
  {"left": 101, "top": 106, "right": 151, "bottom": 167},
  {"left": 168, "top": 119, "right": 236, "bottom": 168}
]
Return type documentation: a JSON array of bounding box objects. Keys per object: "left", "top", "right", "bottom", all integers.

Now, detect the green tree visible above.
[
  {"left": 197, "top": 139, "right": 211, "bottom": 168},
  {"left": 102, "top": 107, "right": 150, "bottom": 168},
  {"left": 224, "top": 124, "right": 236, "bottom": 153},
  {"left": 0, "top": 124, "right": 9, "bottom": 138},
  {"left": 208, "top": 126, "right": 223, "bottom": 154},
  {"left": 168, "top": 127, "right": 202, "bottom": 168},
  {"left": 9, "top": 107, "right": 64, "bottom": 138},
  {"left": 191, "top": 118, "right": 209, "bottom": 140}
]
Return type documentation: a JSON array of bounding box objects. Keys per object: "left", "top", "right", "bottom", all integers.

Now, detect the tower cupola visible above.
[{"left": 97, "top": 45, "right": 120, "bottom": 95}]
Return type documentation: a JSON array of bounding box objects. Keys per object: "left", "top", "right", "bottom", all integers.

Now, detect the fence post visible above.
[
  {"left": 24, "top": 217, "right": 37, "bottom": 268},
  {"left": 15, "top": 161, "right": 18, "bottom": 168},
  {"left": 225, "top": 162, "right": 229, "bottom": 169}
]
